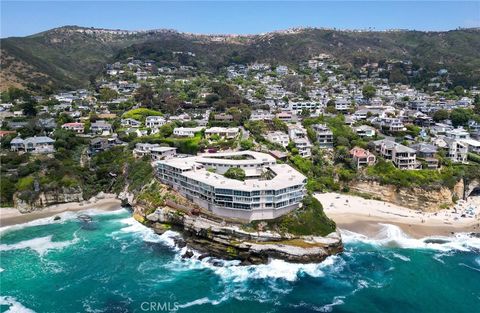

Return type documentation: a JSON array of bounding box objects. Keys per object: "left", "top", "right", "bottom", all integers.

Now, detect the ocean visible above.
[{"left": 0, "top": 208, "right": 479, "bottom": 313}]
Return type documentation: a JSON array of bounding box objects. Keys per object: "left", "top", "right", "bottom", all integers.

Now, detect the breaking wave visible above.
[
  {"left": 341, "top": 223, "right": 480, "bottom": 252},
  {"left": 0, "top": 234, "right": 79, "bottom": 256},
  {"left": 0, "top": 208, "right": 127, "bottom": 234},
  {"left": 0, "top": 296, "right": 36, "bottom": 313},
  {"left": 116, "top": 217, "right": 346, "bottom": 282}
]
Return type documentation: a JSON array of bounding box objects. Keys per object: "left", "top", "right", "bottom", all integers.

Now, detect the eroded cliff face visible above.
[
  {"left": 14, "top": 187, "right": 84, "bottom": 213},
  {"left": 349, "top": 181, "right": 464, "bottom": 212},
  {"left": 134, "top": 205, "right": 343, "bottom": 265}
]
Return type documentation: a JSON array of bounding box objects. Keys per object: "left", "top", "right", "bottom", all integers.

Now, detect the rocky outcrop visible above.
[
  {"left": 137, "top": 205, "right": 343, "bottom": 265},
  {"left": 14, "top": 187, "right": 84, "bottom": 213},
  {"left": 349, "top": 181, "right": 463, "bottom": 212}
]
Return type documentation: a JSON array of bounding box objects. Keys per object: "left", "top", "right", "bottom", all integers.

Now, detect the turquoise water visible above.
[{"left": 1, "top": 209, "right": 479, "bottom": 313}]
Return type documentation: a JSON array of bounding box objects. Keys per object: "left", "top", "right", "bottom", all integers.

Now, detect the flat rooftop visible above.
[{"left": 158, "top": 151, "right": 306, "bottom": 191}]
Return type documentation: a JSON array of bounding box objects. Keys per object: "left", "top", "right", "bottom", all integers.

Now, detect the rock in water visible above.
[
  {"left": 182, "top": 250, "right": 194, "bottom": 259},
  {"left": 77, "top": 214, "right": 92, "bottom": 222},
  {"left": 53, "top": 216, "right": 61, "bottom": 221},
  {"left": 139, "top": 206, "right": 343, "bottom": 265}
]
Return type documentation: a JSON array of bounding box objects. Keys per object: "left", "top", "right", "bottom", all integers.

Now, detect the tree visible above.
[
  {"left": 300, "top": 108, "right": 311, "bottom": 118},
  {"left": 223, "top": 167, "right": 246, "bottom": 181},
  {"left": 1, "top": 87, "right": 31, "bottom": 102},
  {"left": 21, "top": 100, "right": 37, "bottom": 117},
  {"left": 453, "top": 86, "right": 464, "bottom": 97},
  {"left": 134, "top": 85, "right": 155, "bottom": 108},
  {"left": 474, "top": 95, "right": 480, "bottom": 115},
  {"left": 326, "top": 99, "right": 336, "bottom": 107},
  {"left": 272, "top": 118, "right": 288, "bottom": 133},
  {"left": 240, "top": 139, "right": 254, "bottom": 150},
  {"left": 245, "top": 120, "right": 267, "bottom": 137},
  {"left": 450, "top": 108, "right": 473, "bottom": 127},
  {"left": 362, "top": 85, "right": 376, "bottom": 100},
  {"left": 162, "top": 95, "right": 181, "bottom": 114},
  {"left": 205, "top": 94, "right": 219, "bottom": 105},
  {"left": 99, "top": 88, "right": 119, "bottom": 102},
  {"left": 159, "top": 123, "right": 174, "bottom": 137},
  {"left": 433, "top": 109, "right": 449, "bottom": 122},
  {"left": 56, "top": 113, "right": 74, "bottom": 125},
  {"left": 325, "top": 106, "right": 336, "bottom": 114}
]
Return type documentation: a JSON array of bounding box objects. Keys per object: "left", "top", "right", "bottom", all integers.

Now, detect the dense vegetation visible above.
[
  {"left": 245, "top": 194, "right": 336, "bottom": 236},
  {"left": 365, "top": 160, "right": 464, "bottom": 189},
  {"left": 0, "top": 142, "right": 154, "bottom": 207}
]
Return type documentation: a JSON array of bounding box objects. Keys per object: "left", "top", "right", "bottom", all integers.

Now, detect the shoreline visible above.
[
  {"left": 315, "top": 192, "right": 480, "bottom": 238},
  {"left": 0, "top": 194, "right": 122, "bottom": 227},
  {"left": 2, "top": 191, "right": 479, "bottom": 240}
]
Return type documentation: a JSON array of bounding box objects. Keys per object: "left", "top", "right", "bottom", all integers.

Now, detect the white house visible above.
[
  {"left": 354, "top": 125, "right": 376, "bottom": 138},
  {"left": 446, "top": 127, "right": 470, "bottom": 140},
  {"left": 373, "top": 139, "right": 418, "bottom": 170},
  {"left": 205, "top": 127, "right": 240, "bottom": 139},
  {"left": 312, "top": 124, "right": 334, "bottom": 149},
  {"left": 266, "top": 131, "right": 289, "bottom": 148},
  {"left": 61, "top": 122, "right": 85, "bottom": 133},
  {"left": 173, "top": 127, "right": 205, "bottom": 137},
  {"left": 145, "top": 116, "right": 166, "bottom": 129},
  {"left": 443, "top": 138, "right": 468, "bottom": 163},
  {"left": 334, "top": 97, "right": 350, "bottom": 112},
  {"left": 121, "top": 118, "right": 141, "bottom": 128}
]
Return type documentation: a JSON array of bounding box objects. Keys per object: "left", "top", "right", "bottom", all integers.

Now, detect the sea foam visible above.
[
  {"left": 167, "top": 253, "right": 345, "bottom": 283},
  {"left": 0, "top": 296, "right": 36, "bottom": 313},
  {"left": 341, "top": 223, "right": 480, "bottom": 252},
  {"left": 0, "top": 235, "right": 78, "bottom": 256},
  {"left": 0, "top": 208, "right": 127, "bottom": 235},
  {"left": 115, "top": 217, "right": 180, "bottom": 246},
  {"left": 118, "top": 217, "right": 348, "bottom": 282}
]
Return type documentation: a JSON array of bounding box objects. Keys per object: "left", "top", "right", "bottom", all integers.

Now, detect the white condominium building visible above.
[{"left": 156, "top": 151, "right": 307, "bottom": 221}]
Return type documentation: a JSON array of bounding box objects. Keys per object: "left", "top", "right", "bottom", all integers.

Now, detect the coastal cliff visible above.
[
  {"left": 135, "top": 205, "right": 343, "bottom": 265},
  {"left": 128, "top": 182, "right": 343, "bottom": 265},
  {"left": 348, "top": 180, "right": 464, "bottom": 212},
  {"left": 13, "top": 187, "right": 84, "bottom": 213}
]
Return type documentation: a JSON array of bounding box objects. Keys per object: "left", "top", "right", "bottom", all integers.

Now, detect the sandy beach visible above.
[
  {"left": 315, "top": 192, "right": 480, "bottom": 238},
  {"left": 0, "top": 194, "right": 123, "bottom": 227}
]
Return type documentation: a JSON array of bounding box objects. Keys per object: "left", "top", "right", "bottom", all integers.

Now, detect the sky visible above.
[{"left": 1, "top": 1, "right": 479, "bottom": 38}]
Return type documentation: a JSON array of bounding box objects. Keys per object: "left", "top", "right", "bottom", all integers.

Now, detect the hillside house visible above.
[
  {"left": 61, "top": 122, "right": 85, "bottom": 133},
  {"left": 10, "top": 136, "right": 55, "bottom": 154},
  {"left": 350, "top": 147, "right": 376, "bottom": 168},
  {"left": 373, "top": 139, "right": 418, "bottom": 170}
]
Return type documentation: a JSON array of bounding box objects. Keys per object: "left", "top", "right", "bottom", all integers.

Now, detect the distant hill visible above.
[{"left": 1, "top": 26, "right": 479, "bottom": 91}]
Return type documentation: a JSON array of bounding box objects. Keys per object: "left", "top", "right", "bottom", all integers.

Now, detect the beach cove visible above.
[{"left": 315, "top": 192, "right": 480, "bottom": 238}]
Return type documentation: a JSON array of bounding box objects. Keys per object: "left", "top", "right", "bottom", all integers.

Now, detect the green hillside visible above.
[{"left": 1, "top": 26, "right": 479, "bottom": 91}]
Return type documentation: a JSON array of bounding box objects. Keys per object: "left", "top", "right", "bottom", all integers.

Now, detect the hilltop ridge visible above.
[{"left": 1, "top": 26, "right": 479, "bottom": 90}]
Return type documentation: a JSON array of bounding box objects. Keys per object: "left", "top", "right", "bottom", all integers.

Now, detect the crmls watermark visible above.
[{"left": 140, "top": 302, "right": 180, "bottom": 312}]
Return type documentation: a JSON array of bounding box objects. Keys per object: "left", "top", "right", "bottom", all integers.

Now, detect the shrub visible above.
[
  {"left": 16, "top": 176, "right": 34, "bottom": 191},
  {"left": 224, "top": 168, "right": 246, "bottom": 181},
  {"left": 122, "top": 108, "right": 162, "bottom": 122},
  {"left": 252, "top": 194, "right": 336, "bottom": 236}
]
